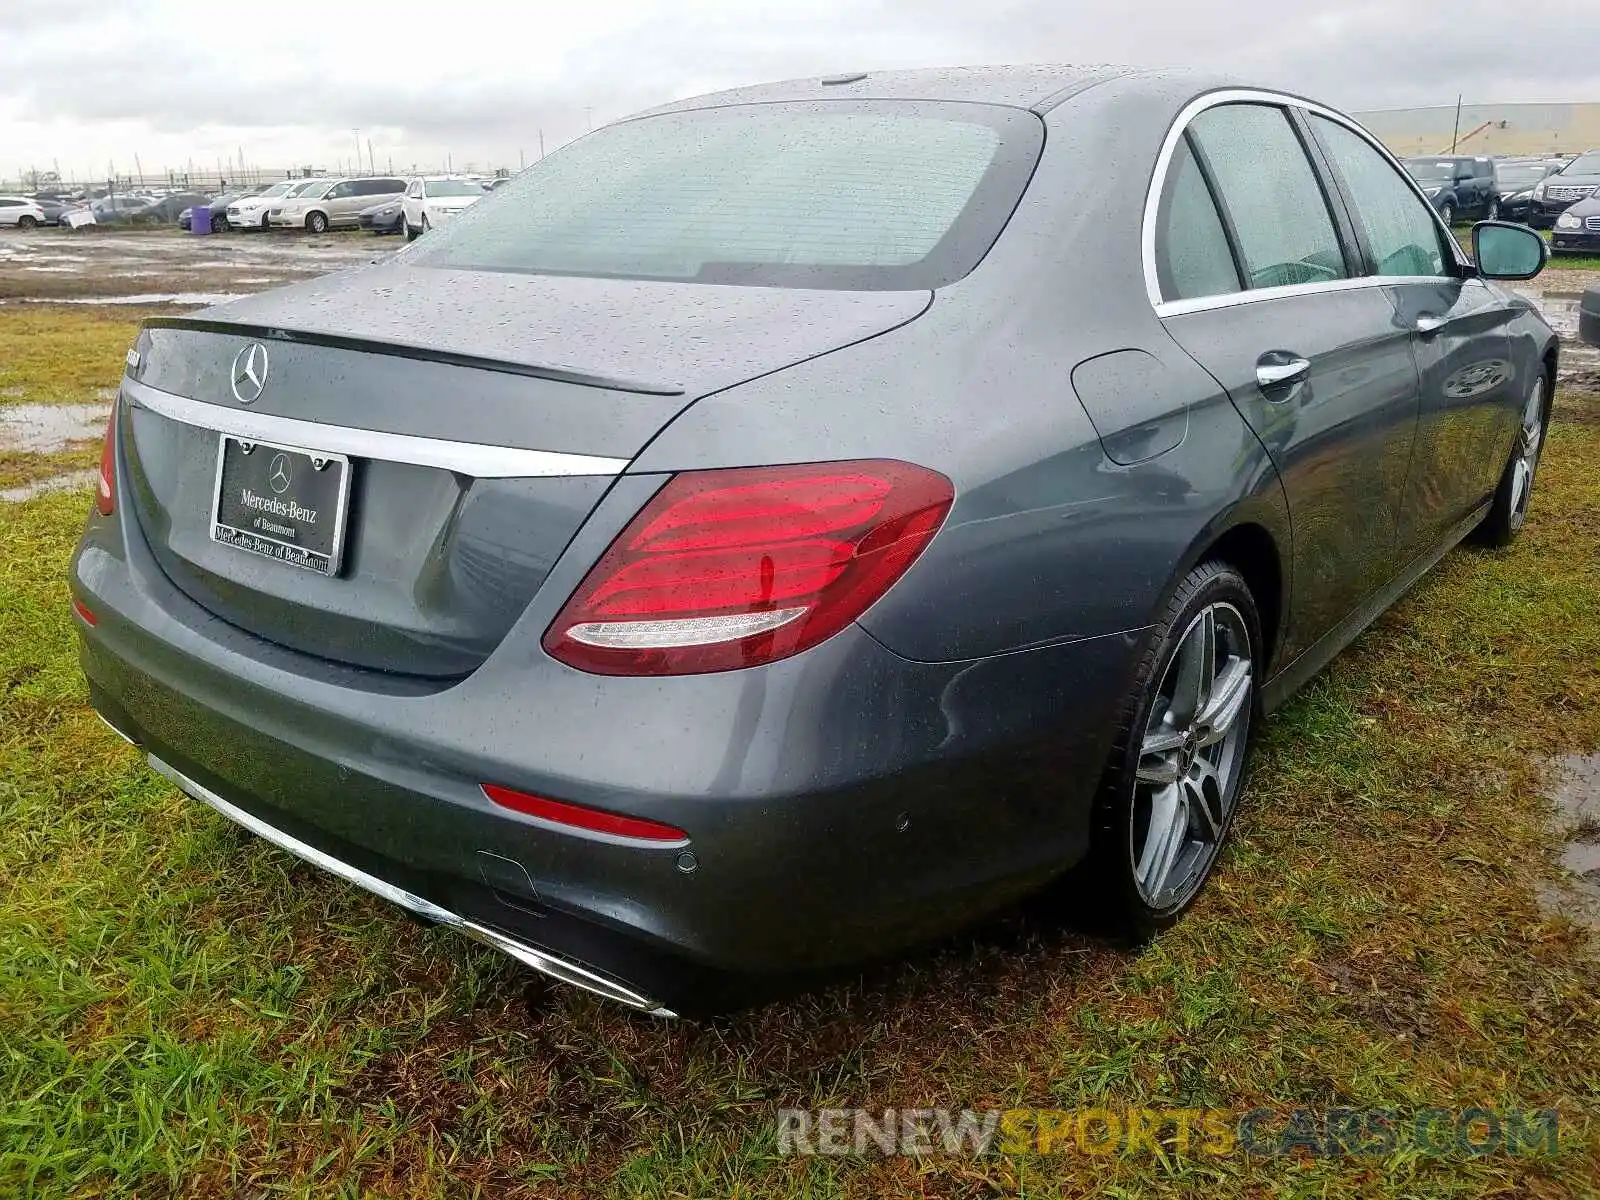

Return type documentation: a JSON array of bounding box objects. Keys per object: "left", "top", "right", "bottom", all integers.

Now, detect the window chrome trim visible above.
[
  {"left": 1142, "top": 87, "right": 1466, "bottom": 314},
  {"left": 122, "top": 376, "right": 629, "bottom": 478}
]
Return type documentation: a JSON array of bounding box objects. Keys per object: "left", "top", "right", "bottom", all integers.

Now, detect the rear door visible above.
[
  {"left": 1154, "top": 101, "right": 1422, "bottom": 663},
  {"left": 1309, "top": 116, "right": 1519, "bottom": 555}
]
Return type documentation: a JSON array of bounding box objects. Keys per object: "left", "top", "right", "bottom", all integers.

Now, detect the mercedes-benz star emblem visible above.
[
  {"left": 230, "top": 342, "right": 270, "bottom": 405},
  {"left": 268, "top": 453, "right": 293, "bottom": 495}
]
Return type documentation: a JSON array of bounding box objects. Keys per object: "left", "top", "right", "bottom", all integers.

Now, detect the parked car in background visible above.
[
  {"left": 30, "top": 196, "right": 70, "bottom": 225},
  {"left": 1492, "top": 159, "right": 1562, "bottom": 223},
  {"left": 89, "top": 195, "right": 153, "bottom": 223},
  {"left": 180, "top": 189, "right": 261, "bottom": 232},
  {"left": 402, "top": 176, "right": 485, "bottom": 238},
  {"left": 271, "top": 176, "right": 407, "bottom": 232},
  {"left": 1552, "top": 193, "right": 1600, "bottom": 255},
  {"left": 1402, "top": 155, "right": 1497, "bottom": 223},
  {"left": 1531, "top": 150, "right": 1600, "bottom": 228},
  {"left": 136, "top": 193, "right": 209, "bottom": 224},
  {"left": 0, "top": 196, "right": 49, "bottom": 227},
  {"left": 357, "top": 197, "right": 405, "bottom": 235},
  {"left": 73, "top": 67, "right": 1557, "bottom": 1015},
  {"left": 228, "top": 180, "right": 311, "bottom": 231}
]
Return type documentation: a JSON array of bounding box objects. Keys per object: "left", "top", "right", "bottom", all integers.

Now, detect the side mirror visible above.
[{"left": 1473, "top": 221, "right": 1548, "bottom": 281}]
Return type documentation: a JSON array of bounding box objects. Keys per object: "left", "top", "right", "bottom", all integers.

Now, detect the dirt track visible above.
[{"left": 0, "top": 226, "right": 396, "bottom": 303}]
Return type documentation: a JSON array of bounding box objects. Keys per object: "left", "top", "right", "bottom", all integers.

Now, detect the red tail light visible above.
[
  {"left": 96, "top": 399, "right": 118, "bottom": 516},
  {"left": 544, "top": 460, "right": 954, "bottom": 675},
  {"left": 482, "top": 783, "right": 688, "bottom": 843}
]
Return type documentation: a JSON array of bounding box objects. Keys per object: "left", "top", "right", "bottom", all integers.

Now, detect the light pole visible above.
[{"left": 352, "top": 129, "right": 362, "bottom": 172}]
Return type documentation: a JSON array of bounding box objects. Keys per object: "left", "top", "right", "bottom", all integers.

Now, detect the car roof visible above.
[{"left": 633, "top": 64, "right": 1231, "bottom": 117}]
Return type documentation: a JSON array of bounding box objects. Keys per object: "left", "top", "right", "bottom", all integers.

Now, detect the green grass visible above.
[
  {"left": 4, "top": 383, "right": 1600, "bottom": 1194},
  {"left": 0, "top": 309, "right": 140, "bottom": 404}
]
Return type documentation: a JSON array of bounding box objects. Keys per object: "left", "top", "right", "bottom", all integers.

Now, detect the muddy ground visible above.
[{"left": 0, "top": 225, "right": 395, "bottom": 303}]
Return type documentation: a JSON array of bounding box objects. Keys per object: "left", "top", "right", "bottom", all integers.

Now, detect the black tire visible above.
[
  {"left": 259, "top": 212, "right": 270, "bottom": 230},
  {"left": 1473, "top": 364, "right": 1551, "bottom": 548},
  {"left": 1486, "top": 197, "right": 1501, "bottom": 220},
  {"left": 1074, "top": 561, "right": 1262, "bottom": 939},
  {"left": 17, "top": 215, "right": 37, "bottom": 229},
  {"left": 212, "top": 215, "right": 229, "bottom": 232},
  {"left": 405, "top": 222, "right": 419, "bottom": 242},
  {"left": 421, "top": 213, "right": 431, "bottom": 234},
  {"left": 306, "top": 211, "right": 329, "bottom": 234},
  {"left": 1440, "top": 200, "right": 1456, "bottom": 226}
]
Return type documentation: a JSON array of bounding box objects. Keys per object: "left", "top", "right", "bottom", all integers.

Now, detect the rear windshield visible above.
[
  {"left": 1495, "top": 163, "right": 1547, "bottom": 186},
  {"left": 410, "top": 100, "right": 1043, "bottom": 290}
]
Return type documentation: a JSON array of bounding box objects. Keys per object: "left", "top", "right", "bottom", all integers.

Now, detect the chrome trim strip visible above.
[
  {"left": 122, "top": 377, "right": 631, "bottom": 479},
  {"left": 95, "top": 710, "right": 139, "bottom": 747},
  {"left": 1141, "top": 87, "right": 1466, "bottom": 314},
  {"left": 147, "top": 753, "right": 676, "bottom": 1017}
]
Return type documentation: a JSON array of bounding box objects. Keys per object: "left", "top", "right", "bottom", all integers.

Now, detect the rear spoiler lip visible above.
[{"left": 141, "top": 314, "right": 687, "bottom": 397}]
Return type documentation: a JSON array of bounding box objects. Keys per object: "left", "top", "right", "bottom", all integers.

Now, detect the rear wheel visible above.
[
  {"left": 1077, "top": 561, "right": 1259, "bottom": 937},
  {"left": 306, "top": 211, "right": 329, "bottom": 234},
  {"left": 1440, "top": 200, "right": 1456, "bottom": 226},
  {"left": 17, "top": 215, "right": 37, "bottom": 229},
  {"left": 405, "top": 221, "right": 419, "bottom": 241},
  {"left": 1474, "top": 367, "right": 1550, "bottom": 547},
  {"left": 1486, "top": 197, "right": 1501, "bottom": 220},
  {"left": 421, "top": 213, "right": 431, "bottom": 234}
]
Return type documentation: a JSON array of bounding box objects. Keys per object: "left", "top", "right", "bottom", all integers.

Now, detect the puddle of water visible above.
[
  {"left": 0, "top": 402, "right": 111, "bottom": 452},
  {"left": 0, "top": 469, "right": 98, "bottom": 503},
  {"left": 1539, "top": 754, "right": 1600, "bottom": 933}
]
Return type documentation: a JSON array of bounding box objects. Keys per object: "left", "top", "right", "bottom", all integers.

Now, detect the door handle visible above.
[
  {"left": 1256, "top": 352, "right": 1311, "bottom": 391},
  {"left": 1414, "top": 315, "right": 1448, "bottom": 336}
]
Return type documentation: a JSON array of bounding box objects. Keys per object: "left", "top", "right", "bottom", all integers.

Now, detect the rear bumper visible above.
[{"left": 72, "top": 482, "right": 1141, "bottom": 1010}]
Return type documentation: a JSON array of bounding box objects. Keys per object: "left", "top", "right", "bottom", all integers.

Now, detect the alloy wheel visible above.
[
  {"left": 1509, "top": 376, "right": 1546, "bottom": 530},
  {"left": 1130, "top": 602, "right": 1253, "bottom": 911}
]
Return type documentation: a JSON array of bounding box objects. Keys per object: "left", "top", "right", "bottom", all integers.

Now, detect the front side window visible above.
[
  {"left": 1187, "top": 104, "right": 1349, "bottom": 290},
  {"left": 410, "top": 100, "right": 1044, "bottom": 290},
  {"left": 1313, "top": 117, "right": 1449, "bottom": 278},
  {"left": 1155, "top": 138, "right": 1241, "bottom": 301}
]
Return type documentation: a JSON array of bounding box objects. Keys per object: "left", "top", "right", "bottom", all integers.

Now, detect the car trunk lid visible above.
[{"left": 119, "top": 264, "right": 930, "bottom": 676}]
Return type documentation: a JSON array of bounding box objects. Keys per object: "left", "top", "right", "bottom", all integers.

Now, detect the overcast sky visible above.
[{"left": 3, "top": 0, "right": 1596, "bottom": 184}]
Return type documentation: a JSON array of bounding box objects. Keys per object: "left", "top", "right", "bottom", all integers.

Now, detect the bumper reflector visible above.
[{"left": 481, "top": 783, "right": 689, "bottom": 844}]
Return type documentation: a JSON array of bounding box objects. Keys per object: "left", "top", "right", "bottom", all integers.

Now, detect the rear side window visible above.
[
  {"left": 1311, "top": 117, "right": 1448, "bottom": 278},
  {"left": 410, "top": 100, "right": 1045, "bottom": 290},
  {"left": 1155, "top": 139, "right": 1241, "bottom": 301},
  {"left": 1187, "top": 104, "right": 1349, "bottom": 291}
]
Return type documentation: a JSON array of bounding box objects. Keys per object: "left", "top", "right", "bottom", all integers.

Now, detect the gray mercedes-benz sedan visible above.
[{"left": 71, "top": 66, "right": 1558, "bottom": 1016}]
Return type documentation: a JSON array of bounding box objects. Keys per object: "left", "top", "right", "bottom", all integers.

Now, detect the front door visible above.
[{"left": 1304, "top": 115, "right": 1520, "bottom": 557}]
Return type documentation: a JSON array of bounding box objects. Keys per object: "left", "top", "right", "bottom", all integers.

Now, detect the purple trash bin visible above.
[{"left": 191, "top": 205, "right": 211, "bottom": 235}]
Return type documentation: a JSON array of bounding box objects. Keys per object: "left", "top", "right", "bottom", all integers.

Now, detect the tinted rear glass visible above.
[{"left": 411, "top": 100, "right": 1043, "bottom": 290}]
